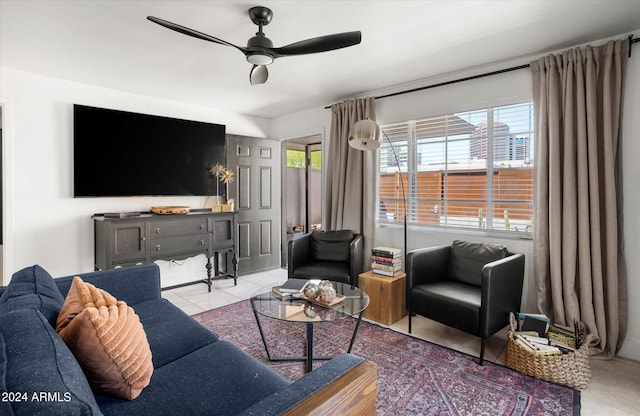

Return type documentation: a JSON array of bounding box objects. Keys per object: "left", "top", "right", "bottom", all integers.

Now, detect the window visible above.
[
  {"left": 286, "top": 149, "right": 306, "bottom": 168},
  {"left": 379, "top": 102, "right": 534, "bottom": 234},
  {"left": 286, "top": 149, "right": 322, "bottom": 170}
]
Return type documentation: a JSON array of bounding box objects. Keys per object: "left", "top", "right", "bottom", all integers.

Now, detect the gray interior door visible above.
[{"left": 226, "top": 134, "right": 281, "bottom": 274}]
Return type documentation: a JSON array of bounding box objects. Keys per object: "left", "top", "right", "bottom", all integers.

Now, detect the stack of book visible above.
[
  {"left": 512, "top": 312, "right": 579, "bottom": 355},
  {"left": 549, "top": 323, "right": 580, "bottom": 350},
  {"left": 517, "top": 313, "right": 550, "bottom": 336},
  {"left": 272, "top": 278, "right": 320, "bottom": 299},
  {"left": 272, "top": 278, "right": 308, "bottom": 299},
  {"left": 371, "top": 246, "right": 402, "bottom": 277},
  {"left": 512, "top": 333, "right": 564, "bottom": 355}
]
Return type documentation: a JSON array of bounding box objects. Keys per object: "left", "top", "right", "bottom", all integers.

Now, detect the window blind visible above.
[{"left": 378, "top": 102, "right": 534, "bottom": 234}]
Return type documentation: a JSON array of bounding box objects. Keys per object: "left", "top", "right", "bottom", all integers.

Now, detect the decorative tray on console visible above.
[
  {"left": 151, "top": 206, "right": 191, "bottom": 215},
  {"left": 299, "top": 294, "right": 346, "bottom": 307}
]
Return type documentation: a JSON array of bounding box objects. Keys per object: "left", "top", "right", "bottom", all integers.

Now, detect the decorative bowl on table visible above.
[{"left": 151, "top": 206, "right": 191, "bottom": 215}]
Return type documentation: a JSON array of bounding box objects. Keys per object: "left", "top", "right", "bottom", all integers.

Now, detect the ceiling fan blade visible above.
[
  {"left": 271, "top": 31, "right": 361, "bottom": 57},
  {"left": 147, "top": 16, "right": 248, "bottom": 56},
  {"left": 250, "top": 65, "right": 269, "bottom": 85}
]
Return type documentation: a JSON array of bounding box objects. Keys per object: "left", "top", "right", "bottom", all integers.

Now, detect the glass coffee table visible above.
[{"left": 250, "top": 280, "right": 369, "bottom": 373}]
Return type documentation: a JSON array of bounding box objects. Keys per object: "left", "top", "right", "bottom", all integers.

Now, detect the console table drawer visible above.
[
  {"left": 150, "top": 235, "right": 210, "bottom": 256},
  {"left": 150, "top": 218, "right": 208, "bottom": 239}
]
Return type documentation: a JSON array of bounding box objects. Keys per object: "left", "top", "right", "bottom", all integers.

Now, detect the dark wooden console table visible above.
[{"left": 93, "top": 211, "right": 238, "bottom": 291}]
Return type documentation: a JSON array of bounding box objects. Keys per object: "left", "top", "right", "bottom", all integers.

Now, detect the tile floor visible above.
[{"left": 162, "top": 268, "right": 640, "bottom": 416}]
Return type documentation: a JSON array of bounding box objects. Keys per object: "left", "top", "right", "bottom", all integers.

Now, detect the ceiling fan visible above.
[{"left": 147, "top": 6, "right": 362, "bottom": 85}]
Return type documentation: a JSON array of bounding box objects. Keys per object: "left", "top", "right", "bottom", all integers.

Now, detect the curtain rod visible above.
[
  {"left": 325, "top": 34, "right": 638, "bottom": 108},
  {"left": 375, "top": 63, "right": 530, "bottom": 101}
]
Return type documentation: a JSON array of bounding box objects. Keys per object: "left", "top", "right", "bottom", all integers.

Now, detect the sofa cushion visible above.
[
  {"left": 132, "top": 298, "right": 219, "bottom": 368},
  {"left": 56, "top": 264, "right": 162, "bottom": 307},
  {"left": 310, "top": 230, "right": 354, "bottom": 262},
  {"left": 95, "top": 341, "right": 290, "bottom": 416},
  {"left": 290, "top": 262, "right": 351, "bottom": 284},
  {"left": 0, "top": 308, "right": 103, "bottom": 416},
  {"left": 411, "top": 281, "right": 482, "bottom": 335},
  {"left": 448, "top": 240, "right": 507, "bottom": 286},
  {"left": 56, "top": 277, "right": 153, "bottom": 400},
  {"left": 0, "top": 264, "right": 65, "bottom": 327}
]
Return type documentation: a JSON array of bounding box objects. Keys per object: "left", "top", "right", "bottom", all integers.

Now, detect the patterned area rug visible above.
[{"left": 193, "top": 300, "right": 580, "bottom": 415}]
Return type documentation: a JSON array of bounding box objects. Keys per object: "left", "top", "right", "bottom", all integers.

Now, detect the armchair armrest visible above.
[
  {"left": 406, "top": 245, "right": 451, "bottom": 287},
  {"left": 288, "top": 233, "right": 312, "bottom": 278},
  {"left": 480, "top": 253, "right": 525, "bottom": 336},
  {"left": 238, "top": 355, "right": 377, "bottom": 416},
  {"left": 406, "top": 245, "right": 451, "bottom": 310},
  {"left": 55, "top": 263, "right": 162, "bottom": 305},
  {"left": 349, "top": 234, "right": 364, "bottom": 286}
]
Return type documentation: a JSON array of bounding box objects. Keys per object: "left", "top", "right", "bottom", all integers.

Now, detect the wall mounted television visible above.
[{"left": 73, "top": 104, "right": 226, "bottom": 197}]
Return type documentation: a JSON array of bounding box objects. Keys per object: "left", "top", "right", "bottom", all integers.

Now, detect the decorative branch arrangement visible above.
[
  {"left": 209, "top": 163, "right": 233, "bottom": 202},
  {"left": 222, "top": 169, "right": 234, "bottom": 201}
]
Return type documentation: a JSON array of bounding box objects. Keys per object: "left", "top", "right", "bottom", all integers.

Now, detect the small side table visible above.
[{"left": 358, "top": 271, "right": 407, "bottom": 325}]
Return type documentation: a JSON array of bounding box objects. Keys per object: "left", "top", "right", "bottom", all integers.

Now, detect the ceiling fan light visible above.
[
  {"left": 247, "top": 53, "right": 273, "bottom": 65},
  {"left": 250, "top": 65, "right": 269, "bottom": 85},
  {"left": 349, "top": 118, "right": 381, "bottom": 151}
]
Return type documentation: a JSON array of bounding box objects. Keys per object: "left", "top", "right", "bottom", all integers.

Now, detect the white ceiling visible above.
[{"left": 2, "top": 1, "right": 639, "bottom": 119}]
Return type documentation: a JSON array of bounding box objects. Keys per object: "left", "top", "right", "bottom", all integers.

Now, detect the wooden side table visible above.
[{"left": 358, "top": 271, "right": 407, "bottom": 325}]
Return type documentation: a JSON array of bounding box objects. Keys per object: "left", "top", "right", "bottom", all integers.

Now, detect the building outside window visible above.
[{"left": 379, "top": 102, "right": 534, "bottom": 234}]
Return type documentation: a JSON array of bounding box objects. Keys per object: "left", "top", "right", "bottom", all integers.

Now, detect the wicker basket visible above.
[{"left": 505, "top": 313, "right": 592, "bottom": 389}]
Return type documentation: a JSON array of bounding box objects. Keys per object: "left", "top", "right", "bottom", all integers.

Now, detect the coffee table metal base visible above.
[{"left": 252, "top": 309, "right": 365, "bottom": 373}]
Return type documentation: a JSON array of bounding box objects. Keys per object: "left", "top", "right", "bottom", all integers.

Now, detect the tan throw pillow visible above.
[{"left": 56, "top": 276, "right": 153, "bottom": 400}]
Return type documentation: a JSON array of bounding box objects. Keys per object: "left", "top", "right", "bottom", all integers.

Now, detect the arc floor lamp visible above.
[{"left": 348, "top": 118, "right": 407, "bottom": 270}]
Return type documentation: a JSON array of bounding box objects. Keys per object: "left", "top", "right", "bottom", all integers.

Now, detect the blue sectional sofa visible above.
[{"left": 0, "top": 263, "right": 377, "bottom": 416}]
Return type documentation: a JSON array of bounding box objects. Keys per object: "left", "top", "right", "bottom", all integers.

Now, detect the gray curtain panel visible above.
[
  {"left": 531, "top": 39, "right": 629, "bottom": 356},
  {"left": 326, "top": 97, "right": 377, "bottom": 271}
]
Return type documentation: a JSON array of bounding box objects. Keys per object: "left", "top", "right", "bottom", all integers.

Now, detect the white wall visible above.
[
  {"left": 0, "top": 68, "right": 270, "bottom": 285},
  {"left": 619, "top": 52, "right": 640, "bottom": 361},
  {"left": 271, "top": 50, "right": 640, "bottom": 361}
]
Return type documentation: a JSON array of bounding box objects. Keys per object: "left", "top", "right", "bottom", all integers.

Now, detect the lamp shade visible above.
[{"left": 348, "top": 118, "right": 381, "bottom": 151}]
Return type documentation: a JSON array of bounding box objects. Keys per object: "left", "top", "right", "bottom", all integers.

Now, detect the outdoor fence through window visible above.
[{"left": 378, "top": 102, "right": 534, "bottom": 235}]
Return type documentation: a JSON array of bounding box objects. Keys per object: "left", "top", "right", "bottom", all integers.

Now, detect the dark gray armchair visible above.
[
  {"left": 406, "top": 240, "right": 525, "bottom": 365},
  {"left": 287, "top": 230, "right": 364, "bottom": 286}
]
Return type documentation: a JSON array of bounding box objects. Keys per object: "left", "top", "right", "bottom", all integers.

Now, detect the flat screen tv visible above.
[{"left": 73, "top": 105, "right": 226, "bottom": 197}]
